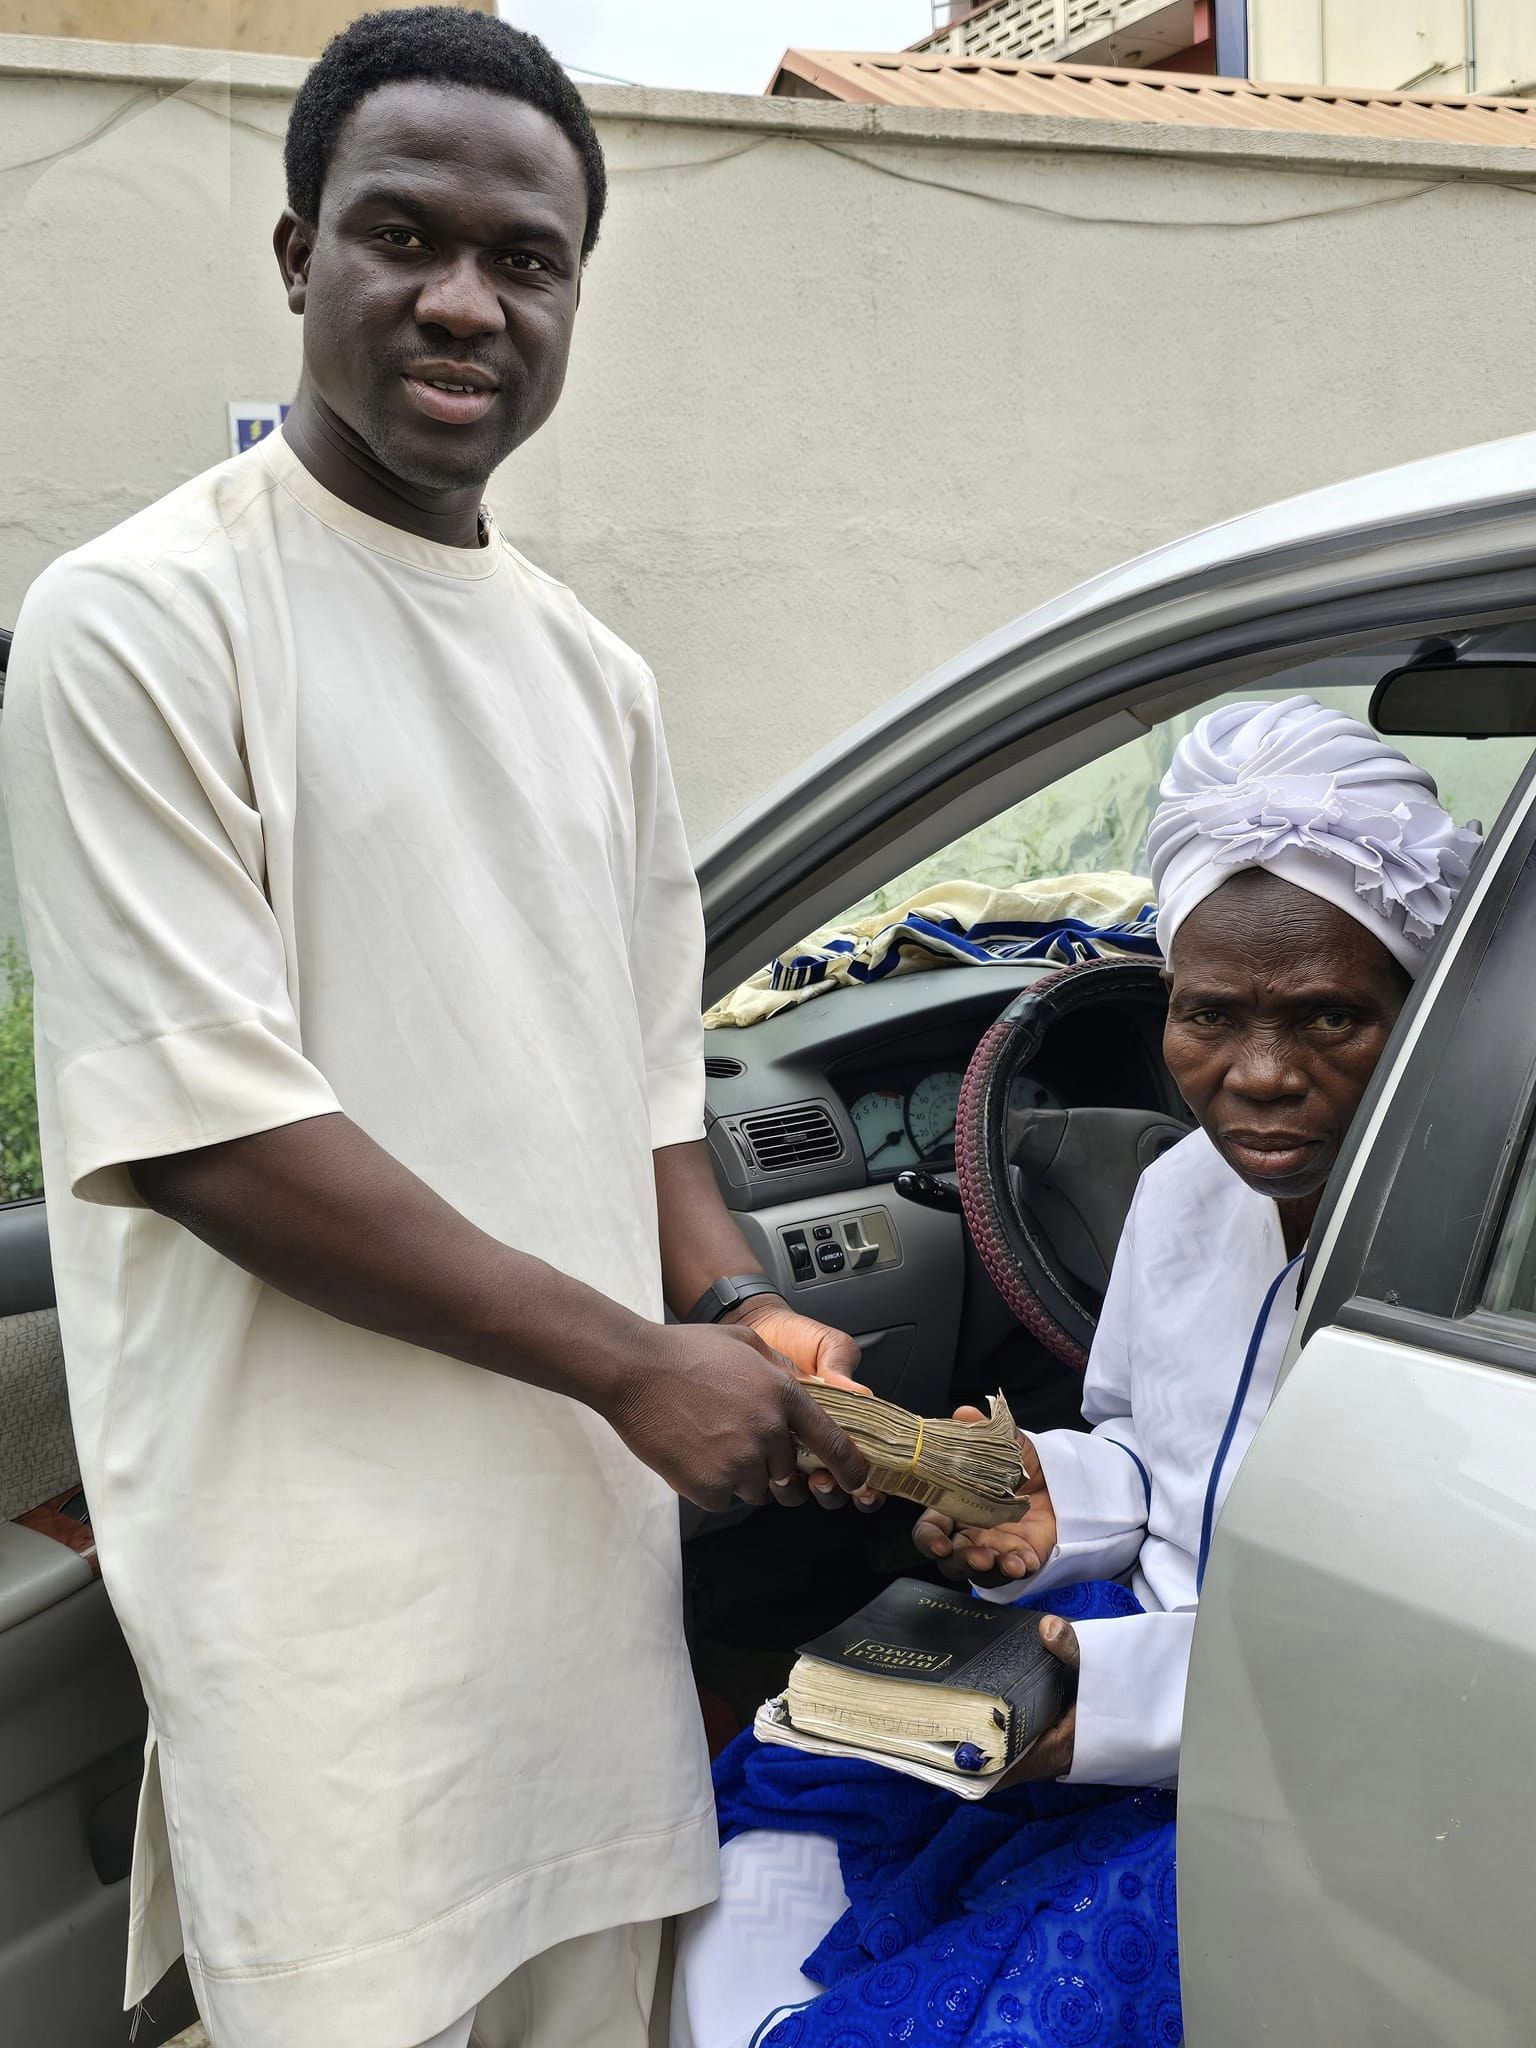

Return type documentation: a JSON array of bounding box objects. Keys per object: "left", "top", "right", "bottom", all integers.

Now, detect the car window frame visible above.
[
  {"left": 701, "top": 565, "right": 1536, "bottom": 1006},
  {"left": 1300, "top": 740, "right": 1536, "bottom": 1376}
]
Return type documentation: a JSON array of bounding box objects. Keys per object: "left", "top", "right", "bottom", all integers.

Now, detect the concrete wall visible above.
[
  {"left": 1249, "top": 0, "right": 1536, "bottom": 97},
  {"left": 4, "top": 35, "right": 1536, "bottom": 842}
]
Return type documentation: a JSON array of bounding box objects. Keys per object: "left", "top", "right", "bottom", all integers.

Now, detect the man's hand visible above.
[
  {"left": 601, "top": 1316, "right": 870, "bottom": 1513},
  {"left": 724, "top": 1296, "right": 885, "bottom": 1511},
  {"left": 997, "top": 1615, "right": 1078, "bottom": 1783},
  {"left": 912, "top": 1409, "right": 1057, "bottom": 1584}
]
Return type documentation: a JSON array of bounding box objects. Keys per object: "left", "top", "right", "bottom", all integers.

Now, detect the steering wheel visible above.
[{"left": 955, "top": 960, "right": 1190, "bottom": 1368}]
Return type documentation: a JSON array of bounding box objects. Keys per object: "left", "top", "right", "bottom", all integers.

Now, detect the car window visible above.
[
  {"left": 1483, "top": 1132, "right": 1536, "bottom": 1322},
  {"left": 0, "top": 794, "right": 39, "bottom": 1205},
  {"left": 845, "top": 672, "right": 1532, "bottom": 922}
]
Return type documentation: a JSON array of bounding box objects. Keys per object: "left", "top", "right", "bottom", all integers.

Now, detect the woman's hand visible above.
[
  {"left": 727, "top": 1296, "right": 864, "bottom": 1390},
  {"left": 912, "top": 1411, "right": 1057, "bottom": 1583},
  {"left": 996, "top": 1615, "right": 1078, "bottom": 1783},
  {"left": 725, "top": 1296, "right": 885, "bottom": 1511}
]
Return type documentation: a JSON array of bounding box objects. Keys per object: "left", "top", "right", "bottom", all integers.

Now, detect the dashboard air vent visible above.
[
  {"left": 739, "top": 1103, "right": 844, "bottom": 1174},
  {"left": 704, "top": 1055, "right": 745, "bottom": 1079}
]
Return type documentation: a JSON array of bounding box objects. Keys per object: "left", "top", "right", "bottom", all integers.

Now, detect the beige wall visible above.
[
  {"left": 4, "top": 36, "right": 1536, "bottom": 842},
  {"left": 1250, "top": 0, "right": 1536, "bottom": 97},
  {"left": 0, "top": 1, "right": 490, "bottom": 59}
]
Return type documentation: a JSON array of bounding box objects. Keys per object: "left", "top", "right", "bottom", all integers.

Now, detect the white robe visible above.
[
  {"left": 991, "top": 1123, "right": 1303, "bottom": 1786},
  {"left": 670, "top": 1127, "right": 1302, "bottom": 2048}
]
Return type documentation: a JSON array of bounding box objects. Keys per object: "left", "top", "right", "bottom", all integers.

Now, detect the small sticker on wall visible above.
[{"left": 228, "top": 402, "right": 291, "bottom": 456}]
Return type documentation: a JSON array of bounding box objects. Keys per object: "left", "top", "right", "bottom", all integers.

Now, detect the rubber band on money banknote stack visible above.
[{"left": 795, "top": 1384, "right": 1025, "bottom": 1526}]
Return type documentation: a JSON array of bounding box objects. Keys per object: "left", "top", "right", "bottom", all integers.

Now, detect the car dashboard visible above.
[
  {"left": 699, "top": 961, "right": 1176, "bottom": 1438},
  {"left": 832, "top": 1049, "right": 1061, "bottom": 1178}
]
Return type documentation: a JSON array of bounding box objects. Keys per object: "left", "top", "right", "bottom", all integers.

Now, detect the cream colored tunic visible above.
[{"left": 0, "top": 434, "right": 716, "bottom": 2048}]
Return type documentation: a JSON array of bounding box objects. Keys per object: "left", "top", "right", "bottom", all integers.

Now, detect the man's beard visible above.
[{"left": 355, "top": 363, "right": 528, "bottom": 494}]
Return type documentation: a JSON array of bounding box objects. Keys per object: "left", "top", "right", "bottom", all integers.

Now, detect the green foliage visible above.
[{"left": 0, "top": 943, "right": 42, "bottom": 1203}]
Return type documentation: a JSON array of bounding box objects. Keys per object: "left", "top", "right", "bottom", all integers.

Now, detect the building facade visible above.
[
  {"left": 918, "top": 1, "right": 1233, "bottom": 74},
  {"left": 919, "top": 0, "right": 1536, "bottom": 95},
  {"left": 1251, "top": 1, "right": 1536, "bottom": 97}
]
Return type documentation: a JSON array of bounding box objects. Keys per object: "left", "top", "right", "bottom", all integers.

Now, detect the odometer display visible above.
[
  {"left": 906, "top": 1070, "right": 964, "bottom": 1157},
  {"left": 850, "top": 1089, "right": 917, "bottom": 1171}
]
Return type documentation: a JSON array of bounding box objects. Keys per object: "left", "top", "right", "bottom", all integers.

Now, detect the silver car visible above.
[{"left": 6, "top": 432, "right": 1536, "bottom": 2044}]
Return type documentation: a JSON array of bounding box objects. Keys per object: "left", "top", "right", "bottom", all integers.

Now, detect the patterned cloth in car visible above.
[
  {"left": 703, "top": 876, "right": 1158, "bottom": 1030},
  {"left": 713, "top": 1580, "right": 1181, "bottom": 2047}
]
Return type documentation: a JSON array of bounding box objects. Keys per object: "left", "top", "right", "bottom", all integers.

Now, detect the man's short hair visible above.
[{"left": 284, "top": 6, "right": 608, "bottom": 258}]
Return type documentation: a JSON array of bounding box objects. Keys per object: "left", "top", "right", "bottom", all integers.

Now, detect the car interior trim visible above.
[{"left": 1332, "top": 1297, "right": 1536, "bottom": 1382}]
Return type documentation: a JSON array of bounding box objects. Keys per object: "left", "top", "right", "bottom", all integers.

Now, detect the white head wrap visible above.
[{"left": 1147, "top": 695, "right": 1482, "bottom": 977}]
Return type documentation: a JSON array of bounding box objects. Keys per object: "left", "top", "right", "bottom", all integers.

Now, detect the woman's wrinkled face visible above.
[{"left": 1163, "top": 868, "right": 1412, "bottom": 1202}]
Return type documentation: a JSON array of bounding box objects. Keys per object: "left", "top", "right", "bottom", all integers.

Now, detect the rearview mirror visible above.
[{"left": 1372, "top": 658, "right": 1536, "bottom": 738}]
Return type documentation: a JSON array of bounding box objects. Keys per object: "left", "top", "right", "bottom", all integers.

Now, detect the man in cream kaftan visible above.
[
  {"left": 5, "top": 430, "right": 719, "bottom": 2046},
  {"left": 4, "top": 16, "right": 885, "bottom": 2044}
]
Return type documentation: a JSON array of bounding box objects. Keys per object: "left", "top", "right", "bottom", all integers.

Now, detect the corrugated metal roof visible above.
[{"left": 770, "top": 50, "right": 1536, "bottom": 148}]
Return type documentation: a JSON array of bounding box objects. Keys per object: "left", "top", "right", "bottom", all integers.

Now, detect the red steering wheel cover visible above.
[{"left": 955, "top": 959, "right": 1171, "bottom": 1369}]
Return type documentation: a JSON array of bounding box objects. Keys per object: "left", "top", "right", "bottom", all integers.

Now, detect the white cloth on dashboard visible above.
[
  {"left": 975, "top": 1126, "right": 1302, "bottom": 1787},
  {"left": 1, "top": 432, "right": 716, "bottom": 2048},
  {"left": 1147, "top": 693, "right": 1480, "bottom": 975}
]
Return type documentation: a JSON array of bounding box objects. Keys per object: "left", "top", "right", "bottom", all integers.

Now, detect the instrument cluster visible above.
[{"left": 845, "top": 1065, "right": 1062, "bottom": 1175}]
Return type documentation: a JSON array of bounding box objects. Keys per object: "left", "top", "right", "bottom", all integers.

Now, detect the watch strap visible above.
[{"left": 685, "top": 1274, "right": 783, "bottom": 1325}]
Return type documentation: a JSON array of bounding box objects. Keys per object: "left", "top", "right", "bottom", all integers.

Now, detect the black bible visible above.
[{"left": 755, "top": 1577, "right": 1075, "bottom": 1798}]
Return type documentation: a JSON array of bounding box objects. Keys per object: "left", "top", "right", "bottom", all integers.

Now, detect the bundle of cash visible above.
[{"left": 796, "top": 1384, "right": 1025, "bottom": 1526}]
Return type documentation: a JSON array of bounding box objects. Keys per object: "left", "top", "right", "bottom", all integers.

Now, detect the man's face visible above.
[
  {"left": 282, "top": 81, "right": 587, "bottom": 492},
  {"left": 1163, "top": 868, "right": 1411, "bottom": 1203}
]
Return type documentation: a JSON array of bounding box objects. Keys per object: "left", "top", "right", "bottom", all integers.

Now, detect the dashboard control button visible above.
[
  {"left": 782, "top": 1228, "right": 815, "bottom": 1283},
  {"left": 815, "top": 1243, "right": 846, "bottom": 1274},
  {"left": 812, "top": 1224, "right": 834, "bottom": 1241}
]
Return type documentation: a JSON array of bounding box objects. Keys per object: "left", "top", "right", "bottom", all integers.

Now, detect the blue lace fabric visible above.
[{"left": 713, "top": 1582, "right": 1181, "bottom": 2048}]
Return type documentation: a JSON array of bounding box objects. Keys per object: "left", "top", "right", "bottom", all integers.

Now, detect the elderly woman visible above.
[{"left": 669, "top": 696, "right": 1481, "bottom": 2048}]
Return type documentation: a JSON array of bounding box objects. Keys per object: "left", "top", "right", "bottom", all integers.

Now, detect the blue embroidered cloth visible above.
[
  {"left": 714, "top": 1582, "right": 1181, "bottom": 2047},
  {"left": 767, "top": 910, "right": 1160, "bottom": 996}
]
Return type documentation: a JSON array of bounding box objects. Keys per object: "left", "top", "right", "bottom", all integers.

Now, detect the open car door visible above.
[
  {"left": 1180, "top": 747, "right": 1536, "bottom": 2043},
  {"left": 0, "top": 631, "right": 195, "bottom": 2047}
]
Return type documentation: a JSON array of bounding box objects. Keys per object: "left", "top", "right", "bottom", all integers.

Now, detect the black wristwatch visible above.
[{"left": 685, "top": 1273, "right": 784, "bottom": 1325}]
